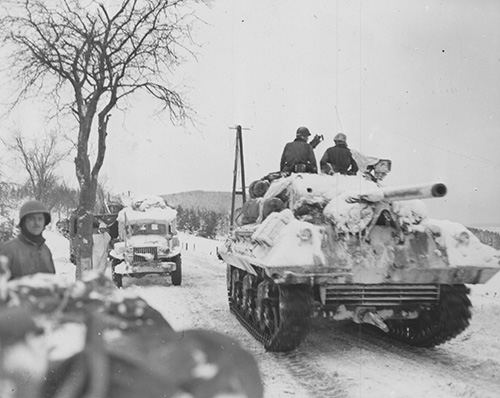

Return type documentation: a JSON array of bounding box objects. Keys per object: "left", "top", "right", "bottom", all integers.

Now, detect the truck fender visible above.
[{"left": 109, "top": 249, "right": 124, "bottom": 260}]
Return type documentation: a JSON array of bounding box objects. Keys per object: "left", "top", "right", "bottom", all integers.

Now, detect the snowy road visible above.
[{"left": 116, "top": 251, "right": 500, "bottom": 398}]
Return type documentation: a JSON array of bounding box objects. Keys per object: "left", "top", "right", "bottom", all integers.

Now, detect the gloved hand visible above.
[{"left": 309, "top": 134, "right": 324, "bottom": 149}]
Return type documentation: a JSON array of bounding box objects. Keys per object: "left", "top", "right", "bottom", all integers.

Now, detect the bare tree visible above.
[
  {"left": 2, "top": 133, "right": 68, "bottom": 206},
  {"left": 1, "top": 0, "right": 199, "bottom": 277},
  {"left": 49, "top": 182, "right": 79, "bottom": 220}
]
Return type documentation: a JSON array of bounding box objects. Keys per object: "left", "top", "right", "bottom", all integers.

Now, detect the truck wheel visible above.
[
  {"left": 112, "top": 272, "right": 123, "bottom": 288},
  {"left": 171, "top": 255, "right": 182, "bottom": 286},
  {"left": 111, "top": 260, "right": 123, "bottom": 288}
]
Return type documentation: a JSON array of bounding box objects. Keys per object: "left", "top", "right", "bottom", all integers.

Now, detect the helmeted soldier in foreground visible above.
[
  {"left": 320, "top": 132, "right": 359, "bottom": 175},
  {"left": 280, "top": 126, "right": 318, "bottom": 174},
  {"left": 0, "top": 200, "right": 55, "bottom": 279}
]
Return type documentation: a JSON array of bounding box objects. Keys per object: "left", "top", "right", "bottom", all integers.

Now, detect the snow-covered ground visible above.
[
  {"left": 45, "top": 230, "right": 500, "bottom": 398},
  {"left": 46, "top": 230, "right": 75, "bottom": 282},
  {"left": 178, "top": 232, "right": 223, "bottom": 256}
]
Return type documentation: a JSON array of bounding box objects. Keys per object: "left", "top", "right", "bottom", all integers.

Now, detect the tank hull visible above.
[
  {"left": 220, "top": 250, "right": 498, "bottom": 285},
  {"left": 221, "top": 174, "right": 500, "bottom": 351},
  {"left": 224, "top": 258, "right": 488, "bottom": 351}
]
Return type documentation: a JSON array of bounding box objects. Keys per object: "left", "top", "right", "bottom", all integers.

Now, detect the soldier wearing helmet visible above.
[
  {"left": 0, "top": 200, "right": 55, "bottom": 279},
  {"left": 320, "top": 133, "right": 359, "bottom": 175},
  {"left": 280, "top": 126, "right": 318, "bottom": 174}
]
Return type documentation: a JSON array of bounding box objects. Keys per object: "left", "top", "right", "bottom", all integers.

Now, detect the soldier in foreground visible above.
[
  {"left": 280, "top": 126, "right": 318, "bottom": 174},
  {"left": 320, "top": 132, "right": 359, "bottom": 175},
  {"left": 0, "top": 200, "right": 55, "bottom": 279}
]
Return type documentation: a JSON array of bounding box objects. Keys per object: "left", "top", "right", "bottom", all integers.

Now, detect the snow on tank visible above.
[
  {"left": 233, "top": 174, "right": 499, "bottom": 272},
  {"left": 220, "top": 171, "right": 500, "bottom": 352}
]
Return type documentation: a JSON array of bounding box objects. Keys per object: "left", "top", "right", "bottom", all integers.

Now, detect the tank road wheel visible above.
[
  {"left": 242, "top": 274, "right": 257, "bottom": 321},
  {"left": 260, "top": 297, "right": 279, "bottom": 335},
  {"left": 227, "top": 265, "right": 312, "bottom": 352},
  {"left": 386, "top": 284, "right": 472, "bottom": 347},
  {"left": 258, "top": 283, "right": 313, "bottom": 352},
  {"left": 171, "top": 255, "right": 182, "bottom": 286},
  {"left": 226, "top": 265, "right": 233, "bottom": 306},
  {"left": 227, "top": 266, "right": 243, "bottom": 308}
]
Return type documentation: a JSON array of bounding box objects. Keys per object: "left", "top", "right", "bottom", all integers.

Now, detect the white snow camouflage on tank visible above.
[{"left": 221, "top": 173, "right": 500, "bottom": 284}]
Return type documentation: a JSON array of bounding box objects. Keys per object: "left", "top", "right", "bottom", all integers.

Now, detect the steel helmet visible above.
[
  {"left": 296, "top": 126, "right": 311, "bottom": 138},
  {"left": 334, "top": 133, "right": 347, "bottom": 143},
  {"left": 18, "top": 200, "right": 51, "bottom": 226}
]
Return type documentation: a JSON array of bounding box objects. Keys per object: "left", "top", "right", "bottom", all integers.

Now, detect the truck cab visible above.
[{"left": 109, "top": 199, "right": 181, "bottom": 288}]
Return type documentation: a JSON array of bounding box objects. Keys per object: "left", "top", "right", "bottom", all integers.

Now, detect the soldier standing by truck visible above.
[{"left": 280, "top": 126, "right": 318, "bottom": 174}]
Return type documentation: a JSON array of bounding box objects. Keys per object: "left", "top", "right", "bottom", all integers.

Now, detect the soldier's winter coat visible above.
[
  {"left": 280, "top": 138, "right": 318, "bottom": 173},
  {"left": 320, "top": 142, "right": 359, "bottom": 175},
  {"left": 0, "top": 234, "right": 55, "bottom": 279}
]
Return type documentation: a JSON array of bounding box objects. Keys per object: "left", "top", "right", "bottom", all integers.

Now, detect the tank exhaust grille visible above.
[{"left": 323, "top": 284, "right": 440, "bottom": 307}]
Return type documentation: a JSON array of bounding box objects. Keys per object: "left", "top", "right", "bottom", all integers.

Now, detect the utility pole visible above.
[{"left": 229, "top": 125, "right": 250, "bottom": 229}]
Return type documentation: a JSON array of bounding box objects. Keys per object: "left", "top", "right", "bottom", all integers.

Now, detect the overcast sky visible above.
[{"left": 1, "top": 0, "right": 499, "bottom": 226}]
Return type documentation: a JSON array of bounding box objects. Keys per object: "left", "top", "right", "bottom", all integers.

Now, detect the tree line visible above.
[
  {"left": 176, "top": 206, "right": 229, "bottom": 239},
  {"left": 468, "top": 227, "right": 500, "bottom": 250}
]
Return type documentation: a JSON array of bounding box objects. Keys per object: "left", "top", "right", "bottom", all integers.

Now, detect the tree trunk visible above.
[
  {"left": 72, "top": 112, "right": 97, "bottom": 280},
  {"left": 72, "top": 110, "right": 109, "bottom": 280},
  {"left": 73, "top": 179, "right": 97, "bottom": 280}
]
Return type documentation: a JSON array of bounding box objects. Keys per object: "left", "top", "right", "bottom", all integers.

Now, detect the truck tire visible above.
[
  {"left": 171, "top": 255, "right": 182, "bottom": 286},
  {"left": 112, "top": 272, "right": 123, "bottom": 288},
  {"left": 111, "top": 259, "right": 123, "bottom": 288}
]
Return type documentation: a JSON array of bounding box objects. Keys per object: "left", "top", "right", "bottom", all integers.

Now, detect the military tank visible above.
[{"left": 218, "top": 168, "right": 500, "bottom": 352}]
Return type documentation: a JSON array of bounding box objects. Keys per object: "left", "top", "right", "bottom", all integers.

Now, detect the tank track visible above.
[
  {"left": 227, "top": 265, "right": 312, "bottom": 352},
  {"left": 385, "top": 284, "right": 472, "bottom": 347}
]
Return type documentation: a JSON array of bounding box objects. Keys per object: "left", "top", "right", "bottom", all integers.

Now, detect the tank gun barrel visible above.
[
  {"left": 380, "top": 183, "right": 447, "bottom": 201},
  {"left": 353, "top": 183, "right": 447, "bottom": 203}
]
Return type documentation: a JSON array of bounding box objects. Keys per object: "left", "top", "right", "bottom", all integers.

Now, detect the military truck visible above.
[
  {"left": 218, "top": 168, "right": 500, "bottom": 352},
  {"left": 109, "top": 196, "right": 181, "bottom": 288}
]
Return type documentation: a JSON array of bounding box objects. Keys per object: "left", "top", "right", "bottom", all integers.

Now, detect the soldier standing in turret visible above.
[
  {"left": 320, "top": 133, "right": 358, "bottom": 175},
  {"left": 280, "top": 126, "right": 318, "bottom": 174}
]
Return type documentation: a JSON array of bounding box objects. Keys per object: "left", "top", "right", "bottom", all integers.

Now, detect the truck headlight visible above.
[
  {"left": 171, "top": 237, "right": 180, "bottom": 248},
  {"left": 158, "top": 246, "right": 170, "bottom": 255}
]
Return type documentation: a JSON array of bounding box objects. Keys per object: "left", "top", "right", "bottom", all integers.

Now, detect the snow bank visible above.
[
  {"left": 44, "top": 230, "right": 70, "bottom": 260},
  {"left": 179, "top": 232, "right": 221, "bottom": 256},
  {"left": 43, "top": 230, "right": 75, "bottom": 283}
]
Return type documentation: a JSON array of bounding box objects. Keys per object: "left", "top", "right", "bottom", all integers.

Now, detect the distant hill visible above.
[{"left": 161, "top": 190, "right": 242, "bottom": 213}]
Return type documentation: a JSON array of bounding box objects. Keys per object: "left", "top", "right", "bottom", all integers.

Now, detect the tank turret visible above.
[{"left": 219, "top": 173, "right": 500, "bottom": 352}]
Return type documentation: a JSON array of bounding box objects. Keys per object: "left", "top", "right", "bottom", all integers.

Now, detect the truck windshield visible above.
[{"left": 130, "top": 223, "right": 167, "bottom": 235}]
